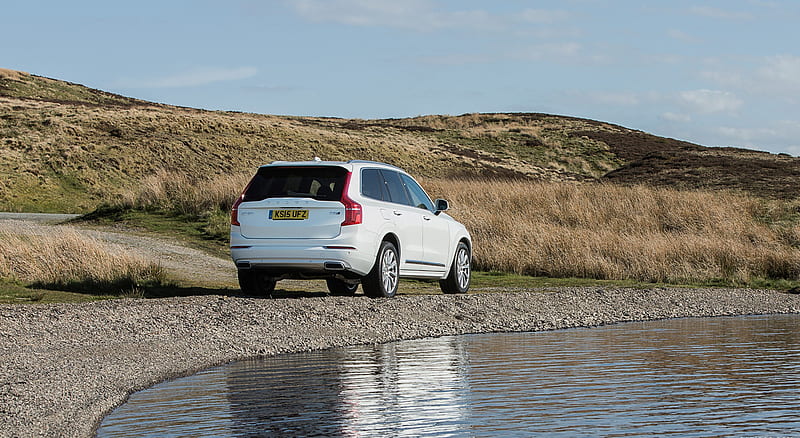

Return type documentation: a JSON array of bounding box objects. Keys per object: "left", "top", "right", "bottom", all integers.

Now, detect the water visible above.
[{"left": 97, "top": 314, "right": 800, "bottom": 437}]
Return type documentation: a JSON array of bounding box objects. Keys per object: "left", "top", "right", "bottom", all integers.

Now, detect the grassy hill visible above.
[
  {"left": 1, "top": 68, "right": 799, "bottom": 213},
  {"left": 3, "top": 68, "right": 800, "bottom": 298}
]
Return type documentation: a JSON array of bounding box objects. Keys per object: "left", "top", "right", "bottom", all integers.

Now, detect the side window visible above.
[
  {"left": 360, "top": 168, "right": 387, "bottom": 201},
  {"left": 382, "top": 170, "right": 412, "bottom": 206},
  {"left": 400, "top": 174, "right": 435, "bottom": 211}
]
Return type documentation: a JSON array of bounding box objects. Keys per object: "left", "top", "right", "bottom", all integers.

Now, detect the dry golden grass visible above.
[
  {"left": 117, "top": 171, "right": 800, "bottom": 285},
  {"left": 0, "top": 221, "right": 166, "bottom": 293},
  {"left": 0, "top": 68, "right": 27, "bottom": 81},
  {"left": 120, "top": 170, "right": 251, "bottom": 215},
  {"left": 423, "top": 179, "right": 800, "bottom": 285}
]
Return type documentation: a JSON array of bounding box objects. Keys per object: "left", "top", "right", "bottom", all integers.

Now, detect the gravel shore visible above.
[{"left": 2, "top": 287, "right": 799, "bottom": 438}]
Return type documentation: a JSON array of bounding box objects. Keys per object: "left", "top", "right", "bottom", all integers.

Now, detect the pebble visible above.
[{"left": 0, "top": 287, "right": 799, "bottom": 438}]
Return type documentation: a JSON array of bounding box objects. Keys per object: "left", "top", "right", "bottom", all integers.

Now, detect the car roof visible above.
[{"left": 261, "top": 159, "right": 404, "bottom": 172}]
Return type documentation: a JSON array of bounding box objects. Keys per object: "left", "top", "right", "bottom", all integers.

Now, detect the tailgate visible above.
[{"left": 238, "top": 198, "right": 344, "bottom": 239}]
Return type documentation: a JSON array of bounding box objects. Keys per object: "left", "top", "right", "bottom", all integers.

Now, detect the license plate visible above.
[{"left": 269, "top": 209, "right": 309, "bottom": 220}]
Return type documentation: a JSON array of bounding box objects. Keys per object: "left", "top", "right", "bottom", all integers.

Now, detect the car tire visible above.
[
  {"left": 327, "top": 278, "right": 359, "bottom": 296},
  {"left": 362, "top": 241, "right": 399, "bottom": 298},
  {"left": 440, "top": 242, "right": 471, "bottom": 294},
  {"left": 238, "top": 270, "right": 277, "bottom": 297}
]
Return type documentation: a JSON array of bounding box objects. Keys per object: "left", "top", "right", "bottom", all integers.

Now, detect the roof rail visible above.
[
  {"left": 347, "top": 160, "right": 403, "bottom": 170},
  {"left": 261, "top": 159, "right": 403, "bottom": 171}
]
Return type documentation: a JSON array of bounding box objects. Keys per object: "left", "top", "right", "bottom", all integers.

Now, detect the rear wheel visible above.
[
  {"left": 362, "top": 241, "right": 399, "bottom": 298},
  {"left": 238, "top": 270, "right": 277, "bottom": 297},
  {"left": 327, "top": 278, "right": 359, "bottom": 296},
  {"left": 440, "top": 242, "right": 470, "bottom": 294}
]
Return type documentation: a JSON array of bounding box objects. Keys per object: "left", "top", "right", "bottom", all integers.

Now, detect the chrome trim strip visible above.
[{"left": 405, "top": 259, "right": 446, "bottom": 268}]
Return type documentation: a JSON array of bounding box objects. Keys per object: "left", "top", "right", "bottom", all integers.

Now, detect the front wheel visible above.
[
  {"left": 238, "top": 270, "right": 277, "bottom": 297},
  {"left": 362, "top": 241, "right": 399, "bottom": 298},
  {"left": 440, "top": 242, "right": 471, "bottom": 294}
]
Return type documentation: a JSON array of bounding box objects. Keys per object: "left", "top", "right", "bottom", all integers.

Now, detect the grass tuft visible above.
[
  {"left": 118, "top": 170, "right": 249, "bottom": 216},
  {"left": 0, "top": 221, "right": 168, "bottom": 294},
  {"left": 424, "top": 178, "right": 800, "bottom": 287}
]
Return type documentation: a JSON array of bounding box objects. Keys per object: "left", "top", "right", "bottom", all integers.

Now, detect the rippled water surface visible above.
[{"left": 97, "top": 314, "right": 800, "bottom": 437}]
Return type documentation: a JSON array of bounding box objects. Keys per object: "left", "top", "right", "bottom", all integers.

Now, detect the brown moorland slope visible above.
[
  {"left": 1, "top": 68, "right": 798, "bottom": 212},
  {"left": 581, "top": 130, "right": 800, "bottom": 199}
]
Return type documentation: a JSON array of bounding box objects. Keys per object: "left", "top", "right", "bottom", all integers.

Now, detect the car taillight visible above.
[
  {"left": 341, "top": 172, "right": 362, "bottom": 226},
  {"left": 231, "top": 195, "right": 243, "bottom": 226},
  {"left": 341, "top": 195, "right": 362, "bottom": 226},
  {"left": 232, "top": 177, "right": 256, "bottom": 226}
]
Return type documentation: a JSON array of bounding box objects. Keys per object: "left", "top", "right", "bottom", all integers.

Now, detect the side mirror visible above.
[{"left": 434, "top": 198, "right": 449, "bottom": 215}]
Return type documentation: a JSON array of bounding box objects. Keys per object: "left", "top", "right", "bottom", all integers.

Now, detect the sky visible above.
[{"left": 3, "top": 0, "right": 800, "bottom": 155}]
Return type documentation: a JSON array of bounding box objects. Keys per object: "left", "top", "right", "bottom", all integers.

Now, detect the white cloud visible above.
[
  {"left": 713, "top": 121, "right": 800, "bottom": 154},
  {"left": 136, "top": 67, "right": 258, "bottom": 88},
  {"left": 519, "top": 9, "right": 570, "bottom": 24},
  {"left": 661, "top": 112, "right": 692, "bottom": 122},
  {"left": 757, "top": 55, "right": 800, "bottom": 90},
  {"left": 580, "top": 91, "right": 640, "bottom": 106},
  {"left": 716, "top": 126, "right": 779, "bottom": 143},
  {"left": 644, "top": 54, "right": 686, "bottom": 65},
  {"left": 746, "top": 0, "right": 782, "bottom": 9},
  {"left": 699, "top": 69, "right": 744, "bottom": 88},
  {"left": 667, "top": 29, "right": 701, "bottom": 43},
  {"left": 292, "top": 0, "right": 424, "bottom": 25},
  {"left": 513, "top": 42, "right": 583, "bottom": 61},
  {"left": 244, "top": 84, "right": 298, "bottom": 93},
  {"left": 417, "top": 53, "right": 495, "bottom": 66},
  {"left": 290, "top": 0, "right": 570, "bottom": 33},
  {"left": 699, "top": 55, "right": 800, "bottom": 104},
  {"left": 415, "top": 41, "right": 594, "bottom": 67},
  {"left": 679, "top": 89, "right": 743, "bottom": 114},
  {"left": 688, "top": 6, "right": 753, "bottom": 20},
  {"left": 290, "top": 0, "right": 502, "bottom": 31}
]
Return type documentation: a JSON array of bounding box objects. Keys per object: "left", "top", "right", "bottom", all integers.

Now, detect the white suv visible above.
[{"left": 230, "top": 160, "right": 471, "bottom": 298}]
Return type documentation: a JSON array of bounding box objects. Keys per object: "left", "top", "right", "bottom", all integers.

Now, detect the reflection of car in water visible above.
[
  {"left": 336, "top": 337, "right": 471, "bottom": 435},
  {"left": 224, "top": 355, "right": 350, "bottom": 436},
  {"left": 224, "top": 336, "right": 471, "bottom": 435}
]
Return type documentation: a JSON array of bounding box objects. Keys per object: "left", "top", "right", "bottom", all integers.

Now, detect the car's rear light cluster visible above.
[
  {"left": 231, "top": 177, "right": 255, "bottom": 226},
  {"left": 340, "top": 171, "right": 362, "bottom": 226},
  {"left": 230, "top": 196, "right": 242, "bottom": 226},
  {"left": 230, "top": 195, "right": 244, "bottom": 226}
]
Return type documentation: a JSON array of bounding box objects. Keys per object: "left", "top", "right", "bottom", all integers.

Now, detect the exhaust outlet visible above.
[{"left": 324, "top": 261, "right": 346, "bottom": 271}]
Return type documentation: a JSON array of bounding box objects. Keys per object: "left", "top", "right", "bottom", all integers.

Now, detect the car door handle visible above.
[
  {"left": 393, "top": 210, "right": 403, "bottom": 216},
  {"left": 423, "top": 216, "right": 432, "bottom": 221}
]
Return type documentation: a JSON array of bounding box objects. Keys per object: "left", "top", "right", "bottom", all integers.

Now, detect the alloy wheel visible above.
[{"left": 381, "top": 247, "right": 398, "bottom": 293}]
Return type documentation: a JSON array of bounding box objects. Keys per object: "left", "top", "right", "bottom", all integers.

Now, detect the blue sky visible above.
[{"left": 4, "top": 1, "right": 800, "bottom": 155}]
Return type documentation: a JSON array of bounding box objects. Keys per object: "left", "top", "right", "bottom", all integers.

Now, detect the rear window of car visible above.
[{"left": 242, "top": 166, "right": 347, "bottom": 202}]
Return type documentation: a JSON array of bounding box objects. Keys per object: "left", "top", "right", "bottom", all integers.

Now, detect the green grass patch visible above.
[
  {"left": 0, "top": 279, "right": 117, "bottom": 304},
  {"left": 0, "top": 173, "right": 98, "bottom": 213},
  {"left": 0, "top": 278, "right": 238, "bottom": 304},
  {"left": 78, "top": 206, "right": 230, "bottom": 258},
  {"left": 471, "top": 271, "right": 800, "bottom": 291},
  {"left": 472, "top": 271, "right": 665, "bottom": 289}
]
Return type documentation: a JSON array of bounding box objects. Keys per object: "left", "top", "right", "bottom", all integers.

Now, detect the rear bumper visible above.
[
  {"left": 234, "top": 257, "right": 354, "bottom": 273},
  {"left": 230, "top": 231, "right": 376, "bottom": 277}
]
